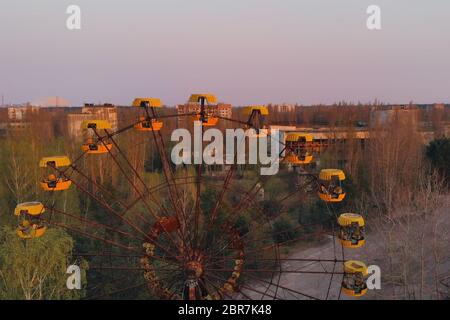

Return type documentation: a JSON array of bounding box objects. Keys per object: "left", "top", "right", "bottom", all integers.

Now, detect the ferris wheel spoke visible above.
[
  {"left": 84, "top": 274, "right": 135, "bottom": 299},
  {"left": 101, "top": 128, "right": 174, "bottom": 222},
  {"left": 207, "top": 125, "right": 248, "bottom": 227},
  {"left": 146, "top": 115, "right": 190, "bottom": 245},
  {"left": 58, "top": 158, "right": 184, "bottom": 262},
  {"left": 324, "top": 260, "right": 338, "bottom": 300},
  {"left": 90, "top": 253, "right": 181, "bottom": 270},
  {"left": 201, "top": 202, "right": 275, "bottom": 261},
  {"left": 89, "top": 281, "right": 148, "bottom": 300},
  {"left": 210, "top": 200, "right": 333, "bottom": 257},
  {"left": 59, "top": 148, "right": 89, "bottom": 176},
  {"left": 48, "top": 207, "right": 146, "bottom": 242},
  {"left": 93, "top": 111, "right": 197, "bottom": 147},
  {"left": 96, "top": 118, "right": 144, "bottom": 142},
  {"left": 193, "top": 160, "right": 203, "bottom": 250},
  {"left": 276, "top": 175, "right": 317, "bottom": 207},
  {"left": 65, "top": 164, "right": 154, "bottom": 226},
  {"left": 206, "top": 267, "right": 343, "bottom": 276},
  {"left": 206, "top": 253, "right": 341, "bottom": 271},
  {"left": 44, "top": 220, "right": 140, "bottom": 253},
  {"left": 266, "top": 244, "right": 282, "bottom": 300},
  {"left": 90, "top": 259, "right": 180, "bottom": 272},
  {"left": 94, "top": 128, "right": 182, "bottom": 250},
  {"left": 50, "top": 205, "right": 179, "bottom": 261},
  {"left": 242, "top": 220, "right": 332, "bottom": 246},
  {"left": 201, "top": 274, "right": 239, "bottom": 300},
  {"left": 242, "top": 271, "right": 289, "bottom": 300},
  {"left": 90, "top": 266, "right": 145, "bottom": 271},
  {"left": 245, "top": 271, "right": 316, "bottom": 300},
  {"left": 209, "top": 227, "right": 330, "bottom": 264},
  {"left": 49, "top": 162, "right": 153, "bottom": 241},
  {"left": 196, "top": 178, "right": 276, "bottom": 260},
  {"left": 206, "top": 272, "right": 282, "bottom": 300},
  {"left": 74, "top": 252, "right": 142, "bottom": 259},
  {"left": 232, "top": 286, "right": 253, "bottom": 300}
]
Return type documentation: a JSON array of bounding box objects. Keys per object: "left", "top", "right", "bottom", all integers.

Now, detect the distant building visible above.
[
  {"left": 3, "top": 105, "right": 41, "bottom": 131},
  {"left": 177, "top": 103, "right": 200, "bottom": 115},
  {"left": 176, "top": 103, "right": 232, "bottom": 119},
  {"left": 7, "top": 105, "right": 40, "bottom": 121},
  {"left": 67, "top": 103, "right": 118, "bottom": 138},
  {"left": 370, "top": 105, "right": 419, "bottom": 127},
  {"left": 417, "top": 103, "right": 445, "bottom": 111},
  {"left": 0, "top": 105, "right": 56, "bottom": 139},
  {"left": 433, "top": 103, "right": 445, "bottom": 110},
  {"left": 217, "top": 104, "right": 232, "bottom": 118},
  {"left": 273, "top": 104, "right": 296, "bottom": 113}
]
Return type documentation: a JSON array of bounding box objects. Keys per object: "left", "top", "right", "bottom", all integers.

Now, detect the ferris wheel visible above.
[{"left": 13, "top": 94, "right": 368, "bottom": 300}]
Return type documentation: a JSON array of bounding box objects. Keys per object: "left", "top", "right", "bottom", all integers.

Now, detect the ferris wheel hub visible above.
[{"left": 185, "top": 260, "right": 204, "bottom": 279}]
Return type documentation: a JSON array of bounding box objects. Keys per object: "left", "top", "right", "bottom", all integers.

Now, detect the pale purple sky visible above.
[{"left": 1, "top": 0, "right": 449, "bottom": 106}]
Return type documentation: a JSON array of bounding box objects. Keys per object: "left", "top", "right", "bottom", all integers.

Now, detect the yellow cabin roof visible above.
[
  {"left": 39, "top": 156, "right": 71, "bottom": 168},
  {"left": 338, "top": 213, "right": 365, "bottom": 227},
  {"left": 81, "top": 120, "right": 112, "bottom": 130},
  {"left": 132, "top": 98, "right": 162, "bottom": 108},
  {"left": 286, "top": 133, "right": 313, "bottom": 142},
  {"left": 188, "top": 94, "right": 218, "bottom": 104},
  {"left": 319, "top": 169, "right": 346, "bottom": 181},
  {"left": 14, "top": 202, "right": 45, "bottom": 216},
  {"left": 344, "top": 260, "right": 368, "bottom": 276},
  {"left": 242, "top": 105, "right": 269, "bottom": 116}
]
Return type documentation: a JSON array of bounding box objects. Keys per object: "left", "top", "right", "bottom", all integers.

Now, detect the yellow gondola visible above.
[
  {"left": 135, "top": 116, "right": 164, "bottom": 131},
  {"left": 132, "top": 98, "right": 164, "bottom": 130},
  {"left": 338, "top": 213, "right": 365, "bottom": 248},
  {"left": 39, "top": 156, "right": 72, "bottom": 191},
  {"left": 189, "top": 94, "right": 219, "bottom": 126},
  {"left": 284, "top": 133, "right": 314, "bottom": 165},
  {"left": 81, "top": 138, "right": 113, "bottom": 154},
  {"left": 14, "top": 202, "right": 47, "bottom": 239},
  {"left": 318, "top": 169, "right": 346, "bottom": 202},
  {"left": 341, "top": 260, "right": 369, "bottom": 297},
  {"left": 81, "top": 120, "right": 113, "bottom": 154}
]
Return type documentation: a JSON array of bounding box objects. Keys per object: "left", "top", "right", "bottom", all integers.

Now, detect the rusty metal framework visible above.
[{"left": 38, "top": 101, "right": 351, "bottom": 300}]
